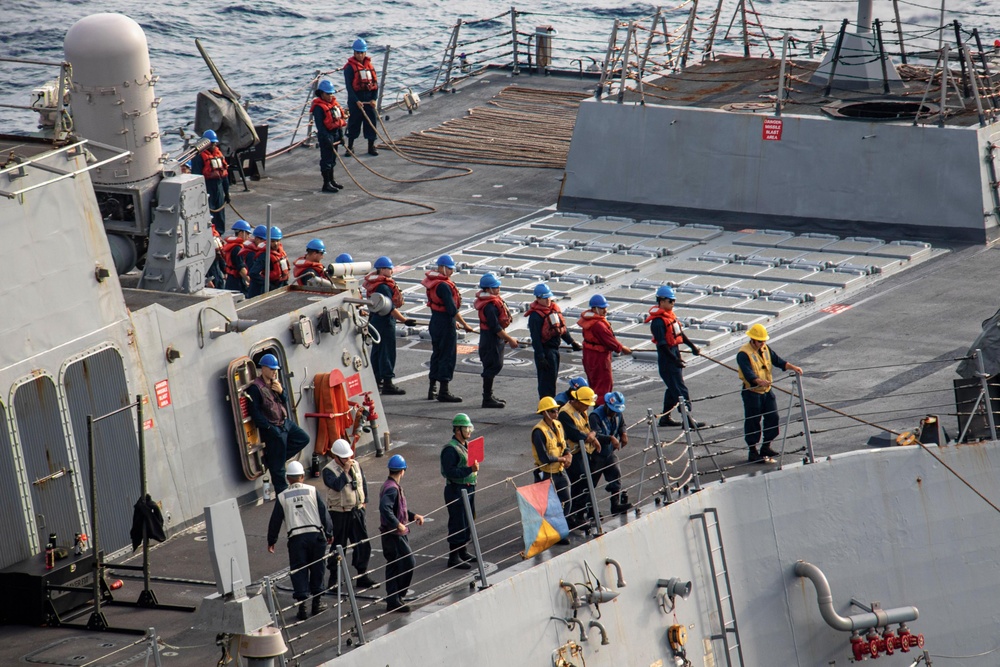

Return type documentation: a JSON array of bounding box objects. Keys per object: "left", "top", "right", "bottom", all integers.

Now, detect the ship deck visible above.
[{"left": 3, "top": 63, "right": 1000, "bottom": 666}]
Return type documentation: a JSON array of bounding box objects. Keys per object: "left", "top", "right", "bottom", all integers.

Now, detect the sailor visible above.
[
  {"left": 646, "top": 286, "right": 704, "bottom": 428},
  {"left": 247, "top": 226, "right": 290, "bottom": 297},
  {"left": 558, "top": 386, "right": 601, "bottom": 527},
  {"left": 206, "top": 224, "right": 226, "bottom": 289},
  {"left": 588, "top": 391, "right": 632, "bottom": 515},
  {"left": 578, "top": 294, "right": 632, "bottom": 405},
  {"left": 554, "top": 376, "right": 589, "bottom": 407},
  {"left": 473, "top": 273, "right": 519, "bottom": 409},
  {"left": 737, "top": 324, "right": 803, "bottom": 464},
  {"left": 293, "top": 239, "right": 332, "bottom": 288},
  {"left": 310, "top": 80, "right": 346, "bottom": 193},
  {"left": 379, "top": 455, "right": 424, "bottom": 613},
  {"left": 266, "top": 460, "right": 332, "bottom": 621},
  {"left": 363, "top": 256, "right": 417, "bottom": 395},
  {"left": 190, "top": 129, "right": 230, "bottom": 234},
  {"left": 343, "top": 38, "right": 380, "bottom": 156},
  {"left": 440, "top": 413, "right": 479, "bottom": 569},
  {"left": 322, "top": 439, "right": 378, "bottom": 592},
  {"left": 334, "top": 252, "right": 354, "bottom": 264},
  {"left": 245, "top": 354, "right": 311, "bottom": 495},
  {"left": 531, "top": 397, "right": 574, "bottom": 526},
  {"left": 221, "top": 219, "right": 254, "bottom": 293},
  {"left": 526, "top": 283, "right": 582, "bottom": 401},
  {"left": 422, "top": 254, "right": 474, "bottom": 402}
]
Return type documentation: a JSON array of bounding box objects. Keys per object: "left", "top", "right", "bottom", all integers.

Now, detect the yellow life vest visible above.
[
  {"left": 738, "top": 342, "right": 773, "bottom": 394},
  {"left": 532, "top": 418, "right": 567, "bottom": 473},
  {"left": 559, "top": 403, "right": 596, "bottom": 454}
]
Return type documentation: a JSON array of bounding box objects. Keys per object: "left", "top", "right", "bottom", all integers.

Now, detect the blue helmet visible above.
[
  {"left": 589, "top": 294, "right": 609, "bottom": 309},
  {"left": 533, "top": 283, "right": 553, "bottom": 299},
  {"left": 232, "top": 219, "right": 252, "bottom": 233},
  {"left": 352, "top": 38, "right": 368, "bottom": 52},
  {"left": 374, "top": 255, "right": 394, "bottom": 269},
  {"left": 269, "top": 226, "right": 283, "bottom": 241},
  {"left": 253, "top": 225, "right": 268, "bottom": 239},
  {"left": 605, "top": 391, "right": 626, "bottom": 413},
  {"left": 203, "top": 129, "right": 218, "bottom": 143},
  {"left": 259, "top": 354, "right": 280, "bottom": 370},
  {"left": 306, "top": 239, "right": 326, "bottom": 253},
  {"left": 656, "top": 285, "right": 676, "bottom": 300},
  {"left": 568, "top": 376, "right": 588, "bottom": 391},
  {"left": 479, "top": 273, "right": 501, "bottom": 289},
  {"left": 436, "top": 254, "right": 456, "bottom": 269},
  {"left": 387, "top": 454, "right": 407, "bottom": 471},
  {"left": 317, "top": 79, "right": 335, "bottom": 94},
  {"left": 335, "top": 253, "right": 353, "bottom": 263}
]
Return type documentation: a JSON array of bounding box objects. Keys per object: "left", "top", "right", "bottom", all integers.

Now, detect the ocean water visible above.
[{"left": 1, "top": 0, "right": 997, "bottom": 153}]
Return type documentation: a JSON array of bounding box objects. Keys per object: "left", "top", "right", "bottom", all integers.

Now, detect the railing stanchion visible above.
[
  {"left": 336, "top": 544, "right": 366, "bottom": 645},
  {"left": 678, "top": 402, "right": 702, "bottom": 490},
  {"left": 510, "top": 7, "right": 521, "bottom": 75},
  {"left": 579, "top": 440, "right": 604, "bottom": 535},
  {"left": 650, "top": 414, "right": 674, "bottom": 504},
  {"left": 795, "top": 374, "right": 816, "bottom": 463},
  {"left": 460, "top": 489, "right": 490, "bottom": 588},
  {"left": 975, "top": 349, "right": 997, "bottom": 440}
]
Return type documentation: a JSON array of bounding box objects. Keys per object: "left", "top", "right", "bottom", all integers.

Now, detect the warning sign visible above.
[
  {"left": 143, "top": 419, "right": 155, "bottom": 431},
  {"left": 762, "top": 118, "right": 783, "bottom": 141},
  {"left": 821, "top": 304, "right": 852, "bottom": 315},
  {"left": 154, "top": 379, "right": 171, "bottom": 408},
  {"left": 345, "top": 373, "right": 363, "bottom": 397}
]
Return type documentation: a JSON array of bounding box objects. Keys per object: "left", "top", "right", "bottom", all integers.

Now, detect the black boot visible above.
[
  {"left": 458, "top": 545, "right": 477, "bottom": 563},
  {"left": 367, "top": 140, "right": 379, "bottom": 156},
  {"left": 610, "top": 491, "right": 633, "bottom": 515},
  {"left": 347, "top": 137, "right": 355, "bottom": 152},
  {"left": 759, "top": 443, "right": 779, "bottom": 458},
  {"left": 447, "top": 545, "right": 472, "bottom": 570},
  {"left": 321, "top": 168, "right": 338, "bottom": 193},
  {"left": 312, "top": 596, "right": 327, "bottom": 615},
  {"left": 658, "top": 411, "right": 681, "bottom": 427},
  {"left": 329, "top": 166, "right": 344, "bottom": 190},
  {"left": 355, "top": 572, "right": 379, "bottom": 589},
  {"left": 437, "top": 381, "right": 462, "bottom": 403},
  {"left": 381, "top": 379, "right": 406, "bottom": 395},
  {"left": 386, "top": 595, "right": 410, "bottom": 613},
  {"left": 427, "top": 379, "right": 438, "bottom": 400},
  {"left": 482, "top": 377, "right": 505, "bottom": 409},
  {"left": 296, "top": 602, "right": 308, "bottom": 621}
]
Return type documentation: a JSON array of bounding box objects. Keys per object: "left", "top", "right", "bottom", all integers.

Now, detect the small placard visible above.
[
  {"left": 467, "top": 436, "right": 485, "bottom": 465},
  {"left": 143, "top": 418, "right": 154, "bottom": 430},
  {"left": 762, "top": 118, "right": 783, "bottom": 141},
  {"left": 345, "top": 373, "right": 363, "bottom": 397},
  {"left": 154, "top": 379, "right": 171, "bottom": 408}
]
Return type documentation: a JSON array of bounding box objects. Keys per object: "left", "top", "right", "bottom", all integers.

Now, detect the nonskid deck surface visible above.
[{"left": 4, "top": 71, "right": 1000, "bottom": 666}]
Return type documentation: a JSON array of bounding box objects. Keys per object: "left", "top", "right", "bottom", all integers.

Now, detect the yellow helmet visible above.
[
  {"left": 571, "top": 386, "right": 597, "bottom": 407},
  {"left": 536, "top": 396, "right": 559, "bottom": 413},
  {"left": 747, "top": 323, "right": 769, "bottom": 341}
]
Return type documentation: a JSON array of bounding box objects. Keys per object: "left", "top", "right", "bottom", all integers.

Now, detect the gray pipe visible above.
[
  {"left": 794, "top": 561, "right": 918, "bottom": 631},
  {"left": 588, "top": 620, "right": 610, "bottom": 645}
]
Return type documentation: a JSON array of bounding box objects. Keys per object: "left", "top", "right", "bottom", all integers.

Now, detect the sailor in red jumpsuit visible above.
[{"left": 577, "top": 294, "right": 631, "bottom": 406}]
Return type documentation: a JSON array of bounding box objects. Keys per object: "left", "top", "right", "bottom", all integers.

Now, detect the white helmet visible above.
[
  {"left": 285, "top": 461, "right": 305, "bottom": 477},
  {"left": 331, "top": 439, "right": 353, "bottom": 458}
]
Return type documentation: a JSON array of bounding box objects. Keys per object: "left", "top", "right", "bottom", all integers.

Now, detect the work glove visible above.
[
  {"left": 690, "top": 344, "right": 701, "bottom": 356},
  {"left": 570, "top": 341, "right": 582, "bottom": 352},
  {"left": 224, "top": 193, "right": 231, "bottom": 204},
  {"left": 403, "top": 318, "right": 417, "bottom": 327}
]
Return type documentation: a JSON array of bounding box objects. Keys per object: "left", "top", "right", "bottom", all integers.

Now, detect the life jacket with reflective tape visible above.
[
  {"left": 440, "top": 438, "right": 477, "bottom": 485},
  {"left": 578, "top": 309, "right": 619, "bottom": 353},
  {"left": 363, "top": 273, "right": 405, "bottom": 307},
  {"left": 347, "top": 56, "right": 379, "bottom": 92},
  {"left": 240, "top": 240, "right": 264, "bottom": 264},
  {"left": 474, "top": 291, "right": 512, "bottom": 331},
  {"left": 268, "top": 246, "right": 290, "bottom": 283},
  {"left": 645, "top": 307, "right": 683, "bottom": 347},
  {"left": 559, "top": 403, "right": 596, "bottom": 455},
  {"left": 526, "top": 301, "right": 567, "bottom": 342},
  {"left": 221, "top": 236, "right": 246, "bottom": 277},
  {"left": 293, "top": 257, "right": 327, "bottom": 285},
  {"left": 199, "top": 145, "right": 228, "bottom": 180},
  {"left": 211, "top": 226, "right": 224, "bottom": 257},
  {"left": 278, "top": 483, "right": 324, "bottom": 537},
  {"left": 422, "top": 271, "right": 461, "bottom": 313},
  {"left": 738, "top": 341, "right": 774, "bottom": 394},
  {"left": 323, "top": 459, "right": 366, "bottom": 512},
  {"left": 309, "top": 96, "right": 346, "bottom": 130},
  {"left": 532, "top": 418, "right": 567, "bottom": 473}
]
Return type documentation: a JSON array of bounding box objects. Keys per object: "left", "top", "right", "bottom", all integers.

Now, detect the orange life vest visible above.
[
  {"left": 347, "top": 56, "right": 379, "bottom": 92},
  {"left": 526, "top": 301, "right": 567, "bottom": 342},
  {"left": 363, "top": 273, "right": 405, "bottom": 308},
  {"left": 309, "top": 97, "right": 346, "bottom": 130},
  {"left": 644, "top": 307, "right": 683, "bottom": 346},
  {"left": 199, "top": 145, "right": 228, "bottom": 180},
  {"left": 269, "top": 247, "right": 290, "bottom": 283},
  {"left": 293, "top": 257, "right": 327, "bottom": 285},
  {"left": 474, "top": 292, "right": 512, "bottom": 331},
  {"left": 422, "top": 271, "right": 461, "bottom": 313},
  {"left": 221, "top": 236, "right": 245, "bottom": 277},
  {"left": 578, "top": 309, "right": 617, "bottom": 352}
]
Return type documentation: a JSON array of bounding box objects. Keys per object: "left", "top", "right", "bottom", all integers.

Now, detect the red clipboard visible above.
[{"left": 467, "top": 436, "right": 485, "bottom": 465}]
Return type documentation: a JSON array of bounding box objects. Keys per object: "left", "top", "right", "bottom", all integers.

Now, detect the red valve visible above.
[
  {"left": 883, "top": 630, "right": 896, "bottom": 656},
  {"left": 851, "top": 636, "right": 867, "bottom": 662},
  {"left": 869, "top": 637, "right": 881, "bottom": 658},
  {"left": 899, "top": 628, "right": 911, "bottom": 653}
]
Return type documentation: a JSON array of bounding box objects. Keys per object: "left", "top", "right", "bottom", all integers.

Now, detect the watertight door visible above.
[
  {"left": 227, "top": 356, "right": 266, "bottom": 480},
  {"left": 13, "top": 376, "right": 83, "bottom": 554}
]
